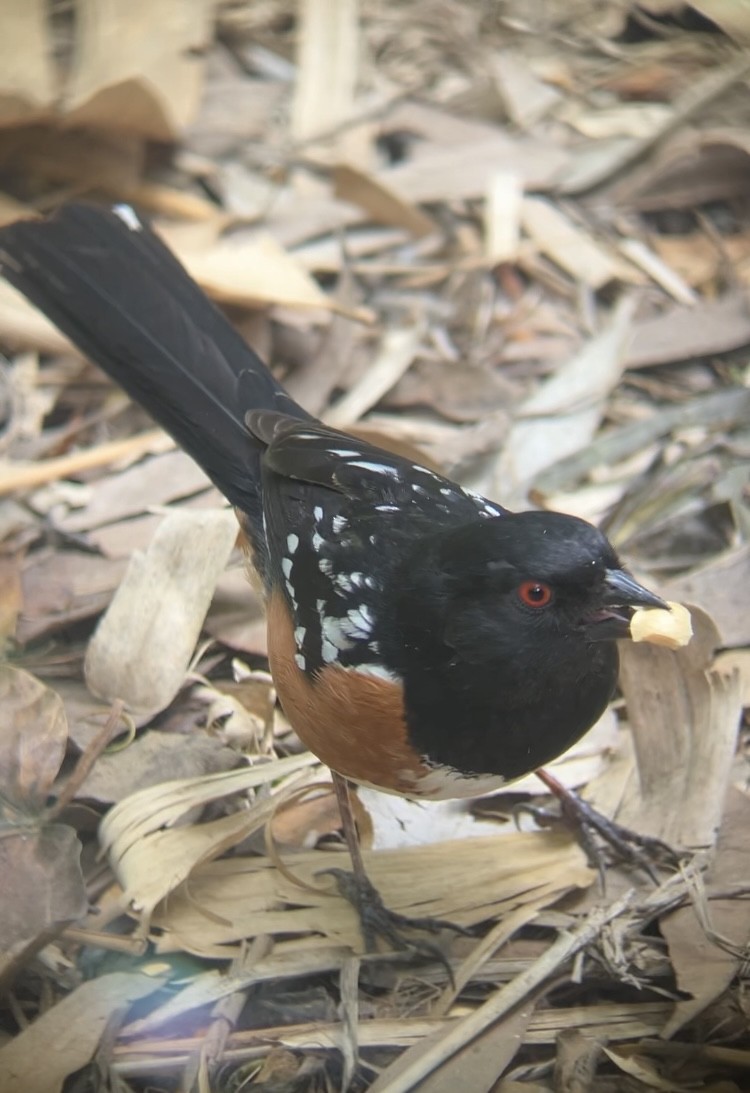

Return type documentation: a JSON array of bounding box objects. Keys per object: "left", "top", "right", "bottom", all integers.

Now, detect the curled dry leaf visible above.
[
  {"left": 0, "top": 667, "right": 86, "bottom": 983},
  {"left": 99, "top": 753, "right": 319, "bottom": 921}
]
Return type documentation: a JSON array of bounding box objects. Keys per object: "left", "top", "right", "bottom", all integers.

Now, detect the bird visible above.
[{"left": 0, "top": 203, "right": 667, "bottom": 951}]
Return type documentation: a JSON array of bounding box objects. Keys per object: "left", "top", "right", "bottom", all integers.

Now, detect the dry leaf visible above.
[
  {"left": 520, "top": 197, "right": 623, "bottom": 290},
  {"left": 158, "top": 222, "right": 334, "bottom": 312},
  {"left": 0, "top": 668, "right": 86, "bottom": 983},
  {"left": 617, "top": 608, "right": 743, "bottom": 847},
  {"left": 0, "top": 825, "right": 87, "bottom": 985},
  {"left": 0, "top": 664, "right": 68, "bottom": 810},
  {"left": 491, "top": 297, "right": 636, "bottom": 503},
  {"left": 660, "top": 787, "right": 750, "bottom": 1037},
  {"left": 150, "top": 832, "right": 593, "bottom": 955},
  {"left": 0, "top": 970, "right": 167, "bottom": 1093},
  {"left": 664, "top": 545, "right": 750, "bottom": 649},
  {"left": 0, "top": 1, "right": 55, "bottom": 127},
  {"left": 63, "top": 0, "right": 212, "bottom": 140},
  {"left": 84, "top": 508, "right": 239, "bottom": 718},
  {"left": 99, "top": 753, "right": 319, "bottom": 919},
  {"left": 55, "top": 449, "right": 212, "bottom": 534},
  {"left": 17, "top": 549, "right": 128, "bottom": 644},
  {"left": 78, "top": 729, "right": 240, "bottom": 805},
  {"left": 292, "top": 0, "right": 361, "bottom": 149}
]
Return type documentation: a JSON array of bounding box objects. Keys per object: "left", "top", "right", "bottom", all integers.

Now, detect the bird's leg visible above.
[
  {"left": 319, "top": 773, "right": 468, "bottom": 972},
  {"left": 532, "top": 768, "right": 682, "bottom": 887}
]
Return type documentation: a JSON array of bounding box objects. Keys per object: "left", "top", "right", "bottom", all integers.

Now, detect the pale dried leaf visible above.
[
  {"left": 63, "top": 0, "right": 213, "bottom": 140},
  {"left": 618, "top": 608, "right": 743, "bottom": 847},
  {"left": 492, "top": 50, "right": 562, "bottom": 128},
  {"left": 660, "top": 787, "right": 750, "bottom": 1037},
  {"left": 158, "top": 223, "right": 333, "bottom": 312},
  {"left": 0, "top": 1, "right": 56, "bottom": 126},
  {"left": 690, "top": 0, "right": 750, "bottom": 43},
  {"left": 292, "top": 0, "right": 360, "bottom": 149},
  {"left": 491, "top": 297, "right": 636, "bottom": 502},
  {"left": 373, "top": 998, "right": 534, "bottom": 1093},
  {"left": 150, "top": 833, "right": 593, "bottom": 955},
  {"left": 603, "top": 1047, "right": 687, "bottom": 1091},
  {"left": 99, "top": 753, "right": 319, "bottom": 916},
  {"left": 664, "top": 545, "right": 750, "bottom": 649},
  {"left": 84, "top": 508, "right": 239, "bottom": 718},
  {"left": 55, "top": 449, "right": 212, "bottom": 534},
  {"left": 626, "top": 291, "right": 750, "bottom": 369},
  {"left": 325, "top": 321, "right": 426, "bottom": 428},
  {"left": 0, "top": 970, "right": 166, "bottom": 1093},
  {"left": 332, "top": 164, "right": 438, "bottom": 238},
  {"left": 520, "top": 197, "right": 624, "bottom": 290}
]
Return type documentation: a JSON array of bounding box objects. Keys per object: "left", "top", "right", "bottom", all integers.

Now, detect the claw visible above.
[
  {"left": 318, "top": 867, "right": 469, "bottom": 984},
  {"left": 534, "top": 769, "right": 685, "bottom": 891}
]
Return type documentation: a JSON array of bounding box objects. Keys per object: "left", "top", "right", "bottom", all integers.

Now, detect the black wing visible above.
[{"left": 247, "top": 413, "right": 507, "bottom": 677}]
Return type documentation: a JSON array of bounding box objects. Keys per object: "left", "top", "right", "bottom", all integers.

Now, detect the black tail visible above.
[{"left": 0, "top": 203, "right": 311, "bottom": 524}]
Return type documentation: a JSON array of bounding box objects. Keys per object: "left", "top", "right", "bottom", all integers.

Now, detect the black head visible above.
[{"left": 381, "top": 511, "right": 664, "bottom": 780}]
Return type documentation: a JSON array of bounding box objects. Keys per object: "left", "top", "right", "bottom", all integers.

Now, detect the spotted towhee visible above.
[{"left": 0, "top": 205, "right": 667, "bottom": 946}]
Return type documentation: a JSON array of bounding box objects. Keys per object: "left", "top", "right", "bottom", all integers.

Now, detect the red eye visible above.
[{"left": 518, "top": 580, "right": 553, "bottom": 608}]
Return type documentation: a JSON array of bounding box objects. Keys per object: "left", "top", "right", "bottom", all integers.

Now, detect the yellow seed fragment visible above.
[{"left": 630, "top": 601, "right": 692, "bottom": 649}]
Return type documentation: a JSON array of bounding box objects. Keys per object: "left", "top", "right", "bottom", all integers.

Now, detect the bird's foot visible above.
[
  {"left": 522, "top": 771, "right": 683, "bottom": 889},
  {"left": 319, "top": 867, "right": 469, "bottom": 980}
]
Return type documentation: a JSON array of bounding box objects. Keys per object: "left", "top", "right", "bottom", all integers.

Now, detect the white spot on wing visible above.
[
  {"left": 332, "top": 515, "right": 348, "bottom": 534},
  {"left": 314, "top": 506, "right": 324, "bottom": 521},
  {"left": 287, "top": 533, "right": 299, "bottom": 554},
  {"left": 375, "top": 504, "right": 399, "bottom": 513},
  {"left": 312, "top": 531, "right": 324, "bottom": 551},
  {"left": 294, "top": 653, "right": 306, "bottom": 670},
  {"left": 281, "top": 558, "right": 293, "bottom": 578},
  {"left": 321, "top": 638, "right": 338, "bottom": 663},
  {"left": 341, "top": 604, "right": 373, "bottom": 640},
  {"left": 294, "top": 625, "right": 306, "bottom": 646},
  {"left": 334, "top": 573, "right": 354, "bottom": 593},
  {"left": 113, "top": 204, "right": 142, "bottom": 231},
  {"left": 348, "top": 460, "right": 401, "bottom": 479}
]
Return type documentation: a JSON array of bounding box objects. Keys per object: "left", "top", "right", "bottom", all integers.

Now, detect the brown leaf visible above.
[
  {"left": 78, "top": 729, "right": 240, "bottom": 805},
  {"left": 0, "top": 825, "right": 86, "bottom": 985},
  {"left": 0, "top": 665, "right": 67, "bottom": 811},
  {"left": 17, "top": 550, "right": 127, "bottom": 644}
]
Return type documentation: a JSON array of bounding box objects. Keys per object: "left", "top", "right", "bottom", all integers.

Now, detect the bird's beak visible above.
[
  {"left": 583, "top": 568, "right": 666, "bottom": 641},
  {"left": 601, "top": 569, "right": 666, "bottom": 610}
]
